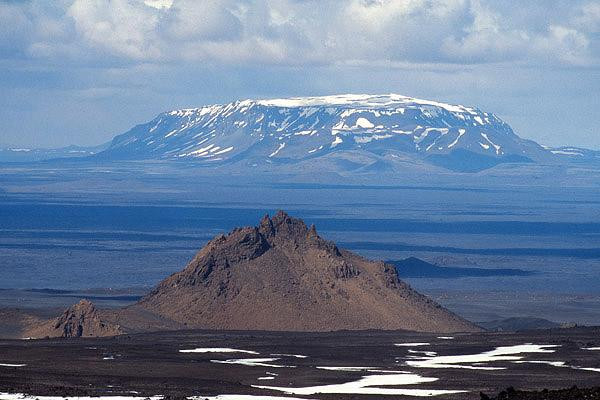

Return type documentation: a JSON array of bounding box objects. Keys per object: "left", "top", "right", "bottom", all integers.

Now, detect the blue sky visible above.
[{"left": 1, "top": 0, "right": 599, "bottom": 149}]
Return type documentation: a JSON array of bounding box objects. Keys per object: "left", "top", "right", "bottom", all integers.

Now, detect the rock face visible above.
[
  {"left": 25, "top": 299, "right": 122, "bottom": 338},
  {"left": 138, "top": 211, "right": 479, "bottom": 333}
]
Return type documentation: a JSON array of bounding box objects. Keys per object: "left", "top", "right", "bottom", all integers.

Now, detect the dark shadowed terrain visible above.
[{"left": 0, "top": 328, "right": 599, "bottom": 399}]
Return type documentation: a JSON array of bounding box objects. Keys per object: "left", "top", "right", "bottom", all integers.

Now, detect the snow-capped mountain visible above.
[{"left": 97, "top": 94, "right": 550, "bottom": 170}]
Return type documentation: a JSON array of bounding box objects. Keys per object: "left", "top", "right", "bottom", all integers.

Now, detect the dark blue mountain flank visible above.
[
  {"left": 478, "top": 317, "right": 561, "bottom": 332},
  {"left": 391, "top": 257, "right": 534, "bottom": 278}
]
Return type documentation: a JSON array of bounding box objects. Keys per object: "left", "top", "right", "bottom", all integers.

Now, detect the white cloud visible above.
[
  {"left": 67, "top": 0, "right": 162, "bottom": 60},
  {"left": 0, "top": 0, "right": 598, "bottom": 66},
  {"left": 144, "top": 0, "right": 173, "bottom": 10},
  {"left": 574, "top": 2, "right": 600, "bottom": 32},
  {"left": 161, "top": 0, "right": 242, "bottom": 42},
  {"left": 0, "top": 2, "right": 34, "bottom": 55},
  {"left": 533, "top": 25, "right": 591, "bottom": 65}
]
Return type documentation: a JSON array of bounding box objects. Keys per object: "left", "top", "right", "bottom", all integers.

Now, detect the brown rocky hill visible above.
[
  {"left": 138, "top": 211, "right": 479, "bottom": 332},
  {"left": 24, "top": 299, "right": 123, "bottom": 338}
]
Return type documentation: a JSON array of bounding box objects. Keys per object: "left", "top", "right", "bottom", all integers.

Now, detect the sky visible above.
[{"left": 0, "top": 0, "right": 599, "bottom": 149}]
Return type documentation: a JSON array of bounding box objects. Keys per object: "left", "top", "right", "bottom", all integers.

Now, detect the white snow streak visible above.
[{"left": 179, "top": 348, "right": 258, "bottom": 354}]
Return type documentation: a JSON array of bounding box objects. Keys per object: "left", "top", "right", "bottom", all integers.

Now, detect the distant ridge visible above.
[
  {"left": 478, "top": 317, "right": 561, "bottom": 332},
  {"left": 392, "top": 257, "right": 534, "bottom": 278}
]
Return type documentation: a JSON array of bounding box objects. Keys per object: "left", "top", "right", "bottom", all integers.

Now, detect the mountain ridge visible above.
[
  {"left": 3, "top": 94, "right": 598, "bottom": 172},
  {"left": 99, "top": 94, "right": 550, "bottom": 170}
]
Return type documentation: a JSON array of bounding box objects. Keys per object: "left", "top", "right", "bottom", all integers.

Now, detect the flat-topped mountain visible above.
[
  {"left": 95, "top": 94, "right": 550, "bottom": 172},
  {"left": 5, "top": 94, "right": 599, "bottom": 172},
  {"left": 137, "top": 211, "right": 479, "bottom": 332}
]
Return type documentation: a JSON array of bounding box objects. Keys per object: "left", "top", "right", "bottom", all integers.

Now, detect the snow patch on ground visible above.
[
  {"left": 192, "top": 396, "right": 314, "bottom": 400},
  {"left": 331, "top": 136, "right": 343, "bottom": 148},
  {"left": 448, "top": 130, "right": 465, "bottom": 149},
  {"left": 354, "top": 134, "right": 394, "bottom": 144},
  {"left": 513, "top": 360, "right": 567, "bottom": 368},
  {"left": 269, "top": 143, "right": 286, "bottom": 157},
  {"left": 551, "top": 150, "right": 584, "bottom": 156},
  {"left": 316, "top": 366, "right": 377, "bottom": 371},
  {"left": 253, "top": 371, "right": 465, "bottom": 396},
  {"left": 213, "top": 146, "right": 234, "bottom": 155},
  {"left": 0, "top": 394, "right": 162, "bottom": 400},
  {"left": 355, "top": 117, "right": 375, "bottom": 129},
  {"left": 270, "top": 353, "right": 307, "bottom": 359},
  {"left": 514, "top": 358, "right": 600, "bottom": 374},
  {"left": 211, "top": 358, "right": 295, "bottom": 368},
  {"left": 408, "top": 350, "right": 438, "bottom": 357},
  {"left": 255, "top": 94, "right": 477, "bottom": 115},
  {"left": 179, "top": 348, "right": 259, "bottom": 354},
  {"left": 406, "top": 344, "right": 560, "bottom": 370},
  {"left": 294, "top": 130, "right": 316, "bottom": 136},
  {"left": 481, "top": 133, "right": 502, "bottom": 154},
  {"left": 579, "top": 367, "right": 600, "bottom": 372}
]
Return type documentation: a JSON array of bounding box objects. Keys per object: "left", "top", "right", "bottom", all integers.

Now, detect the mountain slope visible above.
[
  {"left": 137, "top": 211, "right": 480, "bottom": 333},
  {"left": 96, "top": 94, "right": 552, "bottom": 171}
]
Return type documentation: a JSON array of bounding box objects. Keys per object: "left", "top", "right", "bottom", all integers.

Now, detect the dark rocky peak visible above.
[
  {"left": 57, "top": 299, "right": 97, "bottom": 328},
  {"left": 52, "top": 299, "right": 121, "bottom": 338},
  {"left": 258, "top": 211, "right": 340, "bottom": 254},
  {"left": 55, "top": 299, "right": 98, "bottom": 338},
  {"left": 177, "top": 211, "right": 342, "bottom": 286},
  {"left": 23, "top": 298, "right": 124, "bottom": 339},
  {"left": 258, "top": 210, "right": 309, "bottom": 240},
  {"left": 225, "top": 226, "right": 271, "bottom": 261},
  {"left": 178, "top": 227, "right": 270, "bottom": 283}
]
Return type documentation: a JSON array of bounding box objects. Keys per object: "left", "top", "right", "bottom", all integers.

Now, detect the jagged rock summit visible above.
[
  {"left": 25, "top": 299, "right": 122, "bottom": 338},
  {"left": 138, "top": 211, "right": 479, "bottom": 332}
]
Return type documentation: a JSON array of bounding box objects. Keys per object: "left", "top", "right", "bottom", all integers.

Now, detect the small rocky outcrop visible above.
[{"left": 25, "top": 299, "right": 123, "bottom": 338}]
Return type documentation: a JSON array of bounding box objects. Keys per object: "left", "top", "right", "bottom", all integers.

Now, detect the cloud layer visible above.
[
  {"left": 2, "top": 0, "right": 599, "bottom": 67},
  {"left": 0, "top": 0, "right": 599, "bottom": 149}
]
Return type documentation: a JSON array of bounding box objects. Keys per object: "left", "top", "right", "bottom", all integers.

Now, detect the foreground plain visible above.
[{"left": 0, "top": 327, "right": 599, "bottom": 399}]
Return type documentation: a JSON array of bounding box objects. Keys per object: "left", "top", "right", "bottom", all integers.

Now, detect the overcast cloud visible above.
[{"left": 1, "top": 0, "right": 599, "bottom": 148}]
